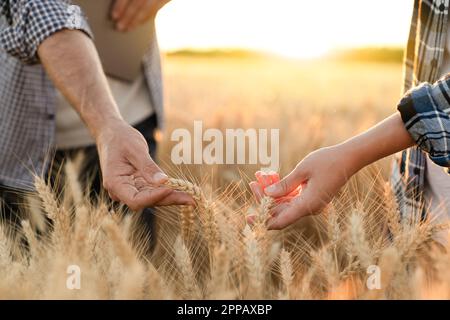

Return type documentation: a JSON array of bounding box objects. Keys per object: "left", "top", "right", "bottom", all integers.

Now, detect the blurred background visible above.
[{"left": 154, "top": 0, "right": 414, "bottom": 184}]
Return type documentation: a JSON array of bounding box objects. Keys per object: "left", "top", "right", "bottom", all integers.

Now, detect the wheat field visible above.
[{"left": 0, "top": 55, "right": 449, "bottom": 300}]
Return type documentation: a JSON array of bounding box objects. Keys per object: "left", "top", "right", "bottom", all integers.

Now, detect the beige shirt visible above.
[{"left": 55, "top": 74, "right": 154, "bottom": 149}]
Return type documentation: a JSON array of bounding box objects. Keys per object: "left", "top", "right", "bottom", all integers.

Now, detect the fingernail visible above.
[
  {"left": 153, "top": 172, "right": 168, "bottom": 183},
  {"left": 264, "top": 184, "right": 277, "bottom": 195},
  {"left": 117, "top": 23, "right": 125, "bottom": 31}
]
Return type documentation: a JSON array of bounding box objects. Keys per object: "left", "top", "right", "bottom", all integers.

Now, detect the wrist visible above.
[
  {"left": 339, "top": 113, "right": 414, "bottom": 174},
  {"left": 333, "top": 141, "right": 367, "bottom": 177},
  {"left": 90, "top": 113, "right": 126, "bottom": 142}
]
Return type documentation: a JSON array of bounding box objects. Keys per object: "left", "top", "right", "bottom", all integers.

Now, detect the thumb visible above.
[
  {"left": 264, "top": 164, "right": 308, "bottom": 198},
  {"left": 132, "top": 152, "right": 168, "bottom": 185}
]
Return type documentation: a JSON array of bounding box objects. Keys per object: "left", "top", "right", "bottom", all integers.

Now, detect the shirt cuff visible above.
[{"left": 397, "top": 80, "right": 450, "bottom": 168}]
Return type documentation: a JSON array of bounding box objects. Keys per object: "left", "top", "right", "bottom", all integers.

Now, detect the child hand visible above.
[
  {"left": 248, "top": 170, "right": 301, "bottom": 225},
  {"left": 250, "top": 146, "right": 357, "bottom": 230},
  {"left": 248, "top": 113, "right": 417, "bottom": 230},
  {"left": 249, "top": 171, "right": 300, "bottom": 204}
]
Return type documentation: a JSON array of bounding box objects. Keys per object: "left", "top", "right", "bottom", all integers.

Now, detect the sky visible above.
[{"left": 156, "top": 0, "right": 414, "bottom": 58}]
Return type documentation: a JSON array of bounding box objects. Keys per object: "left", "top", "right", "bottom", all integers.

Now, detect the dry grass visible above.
[{"left": 0, "top": 57, "right": 449, "bottom": 299}]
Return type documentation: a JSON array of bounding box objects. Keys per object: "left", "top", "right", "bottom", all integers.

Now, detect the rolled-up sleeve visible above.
[
  {"left": 397, "top": 76, "right": 450, "bottom": 168},
  {"left": 0, "top": 0, "right": 92, "bottom": 64}
]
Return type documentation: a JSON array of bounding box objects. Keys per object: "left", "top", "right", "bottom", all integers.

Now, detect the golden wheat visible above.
[{"left": 0, "top": 163, "right": 448, "bottom": 300}]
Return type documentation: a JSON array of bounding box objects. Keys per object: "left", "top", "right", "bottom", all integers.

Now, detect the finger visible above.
[
  {"left": 269, "top": 202, "right": 291, "bottom": 218},
  {"left": 116, "top": 0, "right": 146, "bottom": 31},
  {"left": 289, "top": 186, "right": 302, "bottom": 197},
  {"left": 133, "top": 187, "right": 174, "bottom": 210},
  {"left": 264, "top": 165, "right": 308, "bottom": 198},
  {"left": 127, "top": 2, "right": 155, "bottom": 29},
  {"left": 129, "top": 151, "right": 168, "bottom": 185},
  {"left": 249, "top": 181, "right": 264, "bottom": 203},
  {"left": 116, "top": 185, "right": 172, "bottom": 211},
  {"left": 267, "top": 187, "right": 317, "bottom": 230},
  {"left": 153, "top": 190, "right": 195, "bottom": 206},
  {"left": 274, "top": 195, "right": 296, "bottom": 204},
  {"left": 255, "top": 171, "right": 274, "bottom": 188},
  {"left": 268, "top": 171, "right": 280, "bottom": 184},
  {"left": 112, "top": 0, "right": 130, "bottom": 20},
  {"left": 267, "top": 203, "right": 307, "bottom": 230}
]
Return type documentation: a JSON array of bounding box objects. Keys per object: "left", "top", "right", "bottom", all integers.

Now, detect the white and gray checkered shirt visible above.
[{"left": 0, "top": 0, "right": 164, "bottom": 191}]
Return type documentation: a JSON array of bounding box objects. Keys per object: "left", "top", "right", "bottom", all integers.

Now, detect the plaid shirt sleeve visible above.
[
  {"left": 397, "top": 75, "right": 450, "bottom": 168},
  {"left": 0, "top": 0, "right": 92, "bottom": 64}
]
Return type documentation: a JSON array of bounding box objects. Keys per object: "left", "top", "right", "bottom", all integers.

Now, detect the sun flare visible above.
[{"left": 157, "top": 0, "right": 413, "bottom": 59}]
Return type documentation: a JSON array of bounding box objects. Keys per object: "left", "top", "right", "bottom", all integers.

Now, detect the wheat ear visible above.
[
  {"left": 384, "top": 183, "right": 401, "bottom": 237},
  {"left": 207, "top": 244, "right": 232, "bottom": 299},
  {"left": 364, "top": 247, "right": 400, "bottom": 300},
  {"left": 34, "top": 176, "right": 60, "bottom": 221},
  {"left": 73, "top": 205, "right": 89, "bottom": 260},
  {"left": 102, "top": 217, "right": 138, "bottom": 268},
  {"left": 165, "top": 178, "right": 218, "bottom": 248},
  {"left": 64, "top": 160, "right": 83, "bottom": 206},
  {"left": 174, "top": 236, "right": 201, "bottom": 299},
  {"left": 179, "top": 205, "right": 195, "bottom": 241},
  {"left": 327, "top": 204, "right": 341, "bottom": 246},
  {"left": 35, "top": 176, "right": 72, "bottom": 248},
  {"left": 21, "top": 220, "right": 39, "bottom": 258},
  {"left": 0, "top": 225, "right": 12, "bottom": 268},
  {"left": 243, "top": 225, "right": 264, "bottom": 298},
  {"left": 349, "top": 211, "right": 373, "bottom": 269},
  {"left": 165, "top": 178, "right": 204, "bottom": 202},
  {"left": 279, "top": 249, "right": 293, "bottom": 299}
]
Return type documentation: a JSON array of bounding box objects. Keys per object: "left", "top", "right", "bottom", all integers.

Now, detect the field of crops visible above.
[{"left": 1, "top": 55, "right": 449, "bottom": 299}]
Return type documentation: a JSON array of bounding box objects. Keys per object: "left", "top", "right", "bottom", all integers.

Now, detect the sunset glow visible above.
[{"left": 156, "top": 0, "right": 414, "bottom": 58}]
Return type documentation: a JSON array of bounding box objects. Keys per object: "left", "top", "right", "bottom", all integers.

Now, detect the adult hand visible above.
[
  {"left": 111, "top": 0, "right": 171, "bottom": 31},
  {"left": 96, "top": 119, "right": 194, "bottom": 211}
]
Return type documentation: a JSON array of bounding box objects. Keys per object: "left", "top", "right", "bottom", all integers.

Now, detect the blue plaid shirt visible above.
[
  {"left": 0, "top": 0, "right": 164, "bottom": 191},
  {"left": 392, "top": 0, "right": 450, "bottom": 220}
]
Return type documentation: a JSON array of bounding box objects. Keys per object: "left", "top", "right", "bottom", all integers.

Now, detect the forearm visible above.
[
  {"left": 37, "top": 29, "right": 123, "bottom": 139},
  {"left": 338, "top": 112, "right": 415, "bottom": 173}
]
